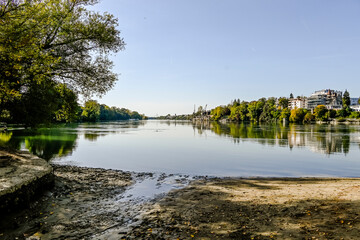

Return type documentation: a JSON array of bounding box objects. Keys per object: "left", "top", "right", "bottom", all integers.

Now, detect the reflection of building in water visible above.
[
  {"left": 287, "top": 129, "right": 307, "bottom": 149},
  {"left": 195, "top": 122, "right": 360, "bottom": 156},
  {"left": 287, "top": 125, "right": 356, "bottom": 155}
]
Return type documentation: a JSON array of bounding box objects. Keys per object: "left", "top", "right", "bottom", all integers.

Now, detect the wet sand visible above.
[{"left": 1, "top": 166, "right": 360, "bottom": 239}]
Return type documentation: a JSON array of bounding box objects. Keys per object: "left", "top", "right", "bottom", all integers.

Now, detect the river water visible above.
[{"left": 1, "top": 120, "right": 360, "bottom": 177}]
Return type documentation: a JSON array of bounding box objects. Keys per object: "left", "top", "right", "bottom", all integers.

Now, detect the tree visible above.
[
  {"left": 339, "top": 90, "right": 352, "bottom": 117},
  {"left": 342, "top": 90, "right": 350, "bottom": 108},
  {"left": 211, "top": 106, "right": 230, "bottom": 121},
  {"left": 358, "top": 97, "right": 360, "bottom": 105},
  {"left": 259, "top": 98, "right": 276, "bottom": 122},
  {"left": 313, "top": 105, "right": 328, "bottom": 121},
  {"left": 1, "top": 0, "right": 125, "bottom": 124},
  {"left": 247, "top": 99, "right": 265, "bottom": 121},
  {"left": 289, "top": 108, "right": 307, "bottom": 123},
  {"left": 278, "top": 97, "right": 289, "bottom": 109},
  {"left": 53, "top": 84, "right": 80, "bottom": 123},
  {"left": 303, "top": 112, "right": 315, "bottom": 123},
  {"left": 81, "top": 100, "right": 100, "bottom": 122},
  {"left": 290, "top": 93, "right": 294, "bottom": 99},
  {"left": 279, "top": 108, "right": 291, "bottom": 121}
]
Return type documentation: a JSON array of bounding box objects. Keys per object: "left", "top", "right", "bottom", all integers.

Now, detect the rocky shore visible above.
[
  {"left": 1, "top": 160, "right": 360, "bottom": 239},
  {"left": 0, "top": 150, "right": 54, "bottom": 214}
]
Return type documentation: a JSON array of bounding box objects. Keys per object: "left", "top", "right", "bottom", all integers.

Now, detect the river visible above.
[{"left": 1, "top": 120, "right": 360, "bottom": 177}]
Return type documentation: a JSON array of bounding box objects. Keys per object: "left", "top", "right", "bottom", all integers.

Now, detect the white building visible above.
[
  {"left": 288, "top": 98, "right": 307, "bottom": 110},
  {"left": 351, "top": 105, "right": 360, "bottom": 112}
]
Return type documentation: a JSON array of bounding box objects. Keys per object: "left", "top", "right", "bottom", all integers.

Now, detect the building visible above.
[
  {"left": 352, "top": 105, "right": 360, "bottom": 112},
  {"left": 307, "top": 89, "right": 342, "bottom": 110},
  {"left": 350, "top": 98, "right": 359, "bottom": 106},
  {"left": 288, "top": 98, "right": 307, "bottom": 110}
]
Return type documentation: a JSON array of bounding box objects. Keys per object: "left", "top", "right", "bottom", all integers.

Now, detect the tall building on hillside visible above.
[{"left": 307, "top": 89, "right": 342, "bottom": 110}]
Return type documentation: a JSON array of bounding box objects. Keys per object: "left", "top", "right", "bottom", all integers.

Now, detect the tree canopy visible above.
[{"left": 0, "top": 0, "right": 125, "bottom": 125}]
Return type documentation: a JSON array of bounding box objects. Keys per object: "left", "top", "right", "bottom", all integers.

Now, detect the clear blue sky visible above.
[{"left": 91, "top": 0, "right": 360, "bottom": 117}]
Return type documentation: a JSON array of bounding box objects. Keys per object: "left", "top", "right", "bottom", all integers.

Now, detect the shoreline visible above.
[{"left": 1, "top": 163, "right": 359, "bottom": 239}]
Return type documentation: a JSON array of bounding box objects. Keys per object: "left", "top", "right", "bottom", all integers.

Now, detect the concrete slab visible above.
[{"left": 0, "top": 150, "right": 54, "bottom": 213}]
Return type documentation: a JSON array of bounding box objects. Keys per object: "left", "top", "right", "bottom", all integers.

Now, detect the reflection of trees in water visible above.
[
  {"left": 0, "top": 128, "right": 78, "bottom": 161},
  {"left": 0, "top": 121, "right": 148, "bottom": 160},
  {"left": 81, "top": 120, "right": 147, "bottom": 141},
  {"left": 193, "top": 122, "right": 357, "bottom": 155},
  {"left": 84, "top": 133, "right": 100, "bottom": 141},
  {"left": 81, "top": 120, "right": 146, "bottom": 129}
]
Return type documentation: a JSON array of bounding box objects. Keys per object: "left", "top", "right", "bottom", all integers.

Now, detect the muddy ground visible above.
[
  {"left": 0, "top": 165, "right": 146, "bottom": 239},
  {"left": 1, "top": 166, "right": 360, "bottom": 240}
]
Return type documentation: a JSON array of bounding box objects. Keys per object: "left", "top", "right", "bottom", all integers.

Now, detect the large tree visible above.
[{"left": 0, "top": 0, "right": 125, "bottom": 124}]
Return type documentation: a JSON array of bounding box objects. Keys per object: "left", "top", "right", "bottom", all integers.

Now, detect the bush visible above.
[
  {"left": 303, "top": 112, "right": 315, "bottom": 123},
  {"left": 349, "top": 112, "right": 360, "bottom": 119}
]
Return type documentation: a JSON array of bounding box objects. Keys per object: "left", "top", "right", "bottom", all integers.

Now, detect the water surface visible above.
[{"left": 1, "top": 120, "right": 360, "bottom": 177}]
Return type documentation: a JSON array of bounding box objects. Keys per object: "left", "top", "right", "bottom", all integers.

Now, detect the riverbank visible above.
[
  {"left": 0, "top": 150, "right": 53, "bottom": 214},
  {"left": 124, "top": 177, "right": 360, "bottom": 239},
  {"left": 0, "top": 165, "right": 136, "bottom": 239},
  {"left": 2, "top": 164, "right": 360, "bottom": 239}
]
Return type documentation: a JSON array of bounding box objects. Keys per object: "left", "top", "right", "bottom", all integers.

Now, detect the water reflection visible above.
[
  {"left": 0, "top": 121, "right": 359, "bottom": 164},
  {"left": 0, "top": 128, "right": 78, "bottom": 160},
  {"left": 0, "top": 121, "right": 144, "bottom": 160},
  {"left": 193, "top": 122, "right": 358, "bottom": 155}
]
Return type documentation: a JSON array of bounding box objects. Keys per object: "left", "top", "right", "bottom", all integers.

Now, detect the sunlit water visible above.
[{"left": 1, "top": 120, "right": 360, "bottom": 177}]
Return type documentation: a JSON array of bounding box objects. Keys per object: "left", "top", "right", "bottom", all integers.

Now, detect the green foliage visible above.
[
  {"left": 211, "top": 106, "right": 230, "bottom": 121},
  {"left": 314, "top": 105, "right": 328, "bottom": 121},
  {"left": 349, "top": 111, "right": 360, "bottom": 119},
  {"left": 54, "top": 84, "right": 80, "bottom": 123},
  {"left": 290, "top": 93, "right": 294, "bottom": 99},
  {"left": 303, "top": 112, "right": 315, "bottom": 123},
  {"left": 337, "top": 107, "right": 351, "bottom": 118},
  {"left": 9, "top": 80, "right": 63, "bottom": 126},
  {"left": 278, "top": 97, "right": 289, "bottom": 109},
  {"left": 230, "top": 99, "right": 240, "bottom": 107},
  {"left": 358, "top": 97, "right": 360, "bottom": 105},
  {"left": 0, "top": 0, "right": 125, "bottom": 125},
  {"left": 82, "top": 100, "right": 145, "bottom": 122},
  {"left": 289, "top": 108, "right": 308, "bottom": 123},
  {"left": 247, "top": 98, "right": 265, "bottom": 121},
  {"left": 229, "top": 102, "right": 248, "bottom": 121},
  {"left": 279, "top": 108, "right": 291, "bottom": 122},
  {"left": 81, "top": 100, "right": 101, "bottom": 122},
  {"left": 342, "top": 90, "right": 350, "bottom": 108},
  {"left": 328, "top": 109, "right": 337, "bottom": 119},
  {"left": 259, "top": 98, "right": 276, "bottom": 122}
]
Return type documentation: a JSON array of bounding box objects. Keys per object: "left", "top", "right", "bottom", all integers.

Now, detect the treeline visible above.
[
  {"left": 209, "top": 96, "right": 360, "bottom": 123},
  {"left": 81, "top": 100, "right": 146, "bottom": 122},
  {"left": 156, "top": 114, "right": 191, "bottom": 120},
  {"left": 1, "top": 93, "right": 146, "bottom": 125}
]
